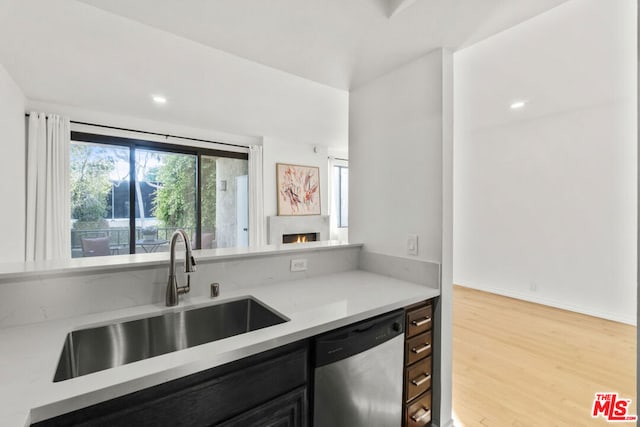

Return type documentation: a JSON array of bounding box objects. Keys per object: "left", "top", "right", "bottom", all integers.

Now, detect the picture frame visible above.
[{"left": 276, "top": 163, "right": 321, "bottom": 216}]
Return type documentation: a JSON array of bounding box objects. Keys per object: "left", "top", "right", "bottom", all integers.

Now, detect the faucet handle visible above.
[{"left": 178, "top": 274, "right": 191, "bottom": 296}]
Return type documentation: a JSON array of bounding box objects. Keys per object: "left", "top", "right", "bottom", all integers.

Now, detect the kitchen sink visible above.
[{"left": 53, "top": 297, "right": 288, "bottom": 382}]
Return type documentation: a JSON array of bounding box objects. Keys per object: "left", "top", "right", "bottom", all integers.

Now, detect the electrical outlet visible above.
[
  {"left": 290, "top": 258, "right": 308, "bottom": 272},
  {"left": 530, "top": 282, "right": 537, "bottom": 291},
  {"left": 407, "top": 234, "right": 418, "bottom": 256}
]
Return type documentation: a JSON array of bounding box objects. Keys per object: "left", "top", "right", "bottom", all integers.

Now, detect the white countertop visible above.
[{"left": 0, "top": 269, "right": 439, "bottom": 426}]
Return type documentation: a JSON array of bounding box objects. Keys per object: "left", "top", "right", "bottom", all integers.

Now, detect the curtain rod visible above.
[
  {"left": 329, "top": 157, "right": 349, "bottom": 162},
  {"left": 25, "top": 113, "right": 249, "bottom": 149}
]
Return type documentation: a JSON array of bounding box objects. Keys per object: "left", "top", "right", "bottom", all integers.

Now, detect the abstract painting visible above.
[{"left": 276, "top": 163, "right": 321, "bottom": 215}]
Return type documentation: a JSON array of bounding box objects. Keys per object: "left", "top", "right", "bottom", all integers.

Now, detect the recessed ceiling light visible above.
[
  {"left": 152, "top": 95, "right": 167, "bottom": 104},
  {"left": 510, "top": 100, "right": 526, "bottom": 110}
]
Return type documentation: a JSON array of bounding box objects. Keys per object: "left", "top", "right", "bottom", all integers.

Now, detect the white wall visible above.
[
  {"left": 349, "top": 48, "right": 453, "bottom": 427},
  {"left": 262, "top": 137, "right": 329, "bottom": 218},
  {"left": 349, "top": 51, "right": 444, "bottom": 262},
  {"left": 454, "top": 0, "right": 637, "bottom": 324},
  {"left": 0, "top": 63, "right": 25, "bottom": 262}
]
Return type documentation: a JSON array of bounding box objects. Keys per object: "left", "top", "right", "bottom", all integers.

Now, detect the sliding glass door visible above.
[
  {"left": 69, "top": 132, "right": 248, "bottom": 258},
  {"left": 134, "top": 149, "right": 197, "bottom": 254}
]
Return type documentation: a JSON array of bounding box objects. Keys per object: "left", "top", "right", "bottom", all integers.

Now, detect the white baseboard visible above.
[{"left": 456, "top": 282, "right": 636, "bottom": 326}]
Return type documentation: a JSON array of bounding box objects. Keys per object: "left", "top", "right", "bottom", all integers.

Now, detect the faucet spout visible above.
[{"left": 166, "top": 229, "right": 197, "bottom": 306}]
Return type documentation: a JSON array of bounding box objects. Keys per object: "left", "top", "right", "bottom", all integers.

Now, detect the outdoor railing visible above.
[{"left": 71, "top": 226, "right": 201, "bottom": 251}]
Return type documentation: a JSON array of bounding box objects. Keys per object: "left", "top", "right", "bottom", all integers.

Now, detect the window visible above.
[
  {"left": 333, "top": 165, "right": 348, "bottom": 228},
  {"left": 70, "top": 132, "right": 248, "bottom": 258}
]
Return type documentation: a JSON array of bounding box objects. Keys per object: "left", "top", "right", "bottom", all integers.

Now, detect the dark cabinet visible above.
[
  {"left": 219, "top": 387, "right": 307, "bottom": 427},
  {"left": 403, "top": 299, "right": 435, "bottom": 427},
  {"left": 33, "top": 341, "right": 309, "bottom": 427}
]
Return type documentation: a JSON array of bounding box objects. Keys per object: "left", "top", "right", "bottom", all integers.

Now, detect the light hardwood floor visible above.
[{"left": 452, "top": 285, "right": 636, "bottom": 427}]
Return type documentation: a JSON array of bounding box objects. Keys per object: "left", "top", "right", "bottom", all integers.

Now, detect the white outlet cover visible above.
[
  {"left": 407, "top": 234, "right": 418, "bottom": 256},
  {"left": 290, "top": 258, "right": 308, "bottom": 272}
]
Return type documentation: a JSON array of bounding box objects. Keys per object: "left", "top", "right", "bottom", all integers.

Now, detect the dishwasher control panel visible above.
[{"left": 313, "top": 310, "right": 404, "bottom": 368}]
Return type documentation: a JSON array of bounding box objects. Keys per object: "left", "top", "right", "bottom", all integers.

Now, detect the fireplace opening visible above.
[{"left": 282, "top": 233, "right": 319, "bottom": 244}]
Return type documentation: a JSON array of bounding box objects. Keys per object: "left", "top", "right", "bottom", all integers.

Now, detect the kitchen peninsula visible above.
[{"left": 0, "top": 242, "right": 440, "bottom": 426}]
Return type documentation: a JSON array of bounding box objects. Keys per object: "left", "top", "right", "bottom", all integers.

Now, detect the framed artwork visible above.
[{"left": 276, "top": 163, "right": 321, "bottom": 216}]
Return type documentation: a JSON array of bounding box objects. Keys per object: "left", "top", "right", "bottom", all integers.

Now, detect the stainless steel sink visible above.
[{"left": 53, "top": 297, "right": 288, "bottom": 382}]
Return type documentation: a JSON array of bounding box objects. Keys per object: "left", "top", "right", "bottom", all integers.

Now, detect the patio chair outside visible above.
[{"left": 81, "top": 237, "right": 111, "bottom": 257}]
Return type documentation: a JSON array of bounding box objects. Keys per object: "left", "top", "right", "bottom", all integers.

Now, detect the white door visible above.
[{"left": 236, "top": 175, "right": 249, "bottom": 247}]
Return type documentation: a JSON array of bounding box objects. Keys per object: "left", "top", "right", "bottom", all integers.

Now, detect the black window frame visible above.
[{"left": 71, "top": 131, "right": 249, "bottom": 253}]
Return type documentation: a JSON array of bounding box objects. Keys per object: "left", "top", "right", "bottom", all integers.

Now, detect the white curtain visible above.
[
  {"left": 25, "top": 112, "right": 71, "bottom": 261},
  {"left": 248, "top": 144, "right": 265, "bottom": 247}
]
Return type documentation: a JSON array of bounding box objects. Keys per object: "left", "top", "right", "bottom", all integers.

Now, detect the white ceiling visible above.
[
  {"left": 77, "top": 0, "right": 570, "bottom": 90},
  {"left": 0, "top": 0, "right": 570, "bottom": 148},
  {"left": 455, "top": 0, "right": 636, "bottom": 131}
]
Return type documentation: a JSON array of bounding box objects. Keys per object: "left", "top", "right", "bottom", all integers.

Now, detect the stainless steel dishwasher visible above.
[{"left": 313, "top": 310, "right": 405, "bottom": 427}]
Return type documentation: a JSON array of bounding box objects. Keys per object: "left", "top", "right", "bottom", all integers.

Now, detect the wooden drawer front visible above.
[
  {"left": 405, "top": 356, "right": 432, "bottom": 402},
  {"left": 405, "top": 390, "right": 432, "bottom": 427},
  {"left": 405, "top": 330, "right": 432, "bottom": 365},
  {"left": 406, "top": 305, "right": 432, "bottom": 338}
]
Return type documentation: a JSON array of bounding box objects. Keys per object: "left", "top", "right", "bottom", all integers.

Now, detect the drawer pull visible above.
[
  {"left": 411, "top": 317, "right": 431, "bottom": 327},
  {"left": 411, "top": 343, "right": 431, "bottom": 354},
  {"left": 411, "top": 373, "right": 431, "bottom": 386},
  {"left": 411, "top": 407, "right": 431, "bottom": 422}
]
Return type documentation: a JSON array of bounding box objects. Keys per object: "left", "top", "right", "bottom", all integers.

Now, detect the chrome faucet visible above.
[{"left": 166, "top": 229, "right": 197, "bottom": 306}]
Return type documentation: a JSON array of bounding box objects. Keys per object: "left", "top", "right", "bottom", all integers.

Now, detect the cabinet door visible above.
[{"left": 218, "top": 387, "right": 307, "bottom": 427}]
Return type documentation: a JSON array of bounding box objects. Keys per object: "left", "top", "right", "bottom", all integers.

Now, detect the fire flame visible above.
[{"left": 295, "top": 235, "right": 307, "bottom": 243}]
